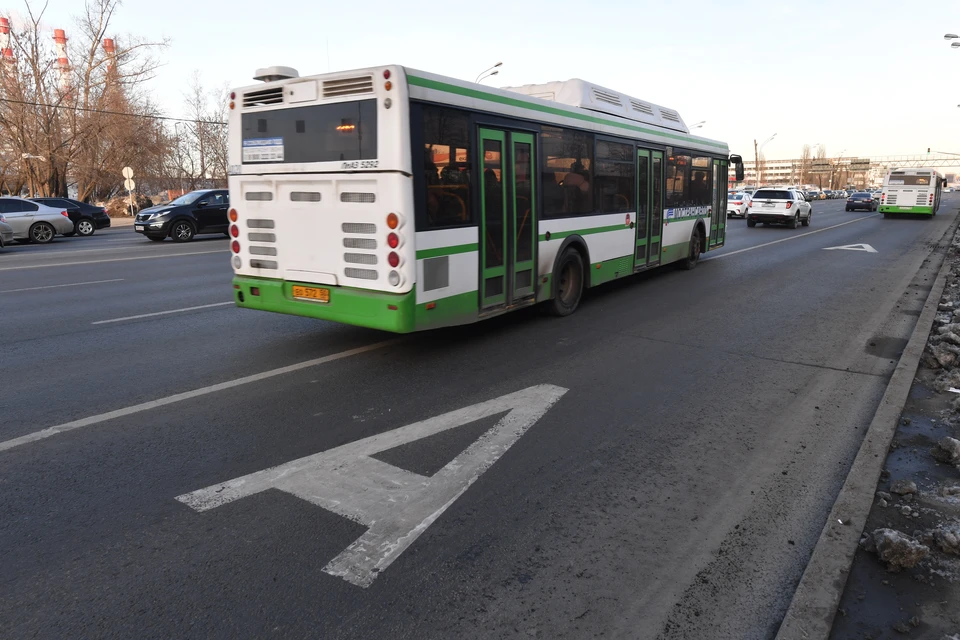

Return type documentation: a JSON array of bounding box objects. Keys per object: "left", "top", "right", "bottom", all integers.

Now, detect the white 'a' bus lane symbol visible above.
[{"left": 176, "top": 384, "right": 568, "bottom": 588}]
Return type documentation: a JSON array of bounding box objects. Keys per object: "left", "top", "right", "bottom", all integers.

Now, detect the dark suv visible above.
[
  {"left": 32, "top": 197, "right": 111, "bottom": 236},
  {"left": 134, "top": 189, "right": 229, "bottom": 242}
]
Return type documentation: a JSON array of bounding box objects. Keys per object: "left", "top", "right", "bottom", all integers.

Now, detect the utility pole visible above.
[{"left": 754, "top": 139, "right": 759, "bottom": 189}]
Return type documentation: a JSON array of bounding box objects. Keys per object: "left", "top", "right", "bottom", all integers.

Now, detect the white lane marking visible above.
[
  {"left": 823, "top": 243, "right": 878, "bottom": 253},
  {"left": 0, "top": 339, "right": 400, "bottom": 453},
  {"left": 178, "top": 384, "right": 568, "bottom": 588},
  {"left": 0, "top": 278, "right": 124, "bottom": 294},
  {"left": 91, "top": 301, "right": 234, "bottom": 325},
  {"left": 0, "top": 249, "right": 227, "bottom": 271},
  {"left": 705, "top": 214, "right": 878, "bottom": 261}
]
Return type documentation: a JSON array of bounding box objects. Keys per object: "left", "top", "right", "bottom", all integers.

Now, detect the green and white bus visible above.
[
  {"left": 880, "top": 168, "right": 945, "bottom": 217},
  {"left": 226, "top": 65, "right": 744, "bottom": 333}
]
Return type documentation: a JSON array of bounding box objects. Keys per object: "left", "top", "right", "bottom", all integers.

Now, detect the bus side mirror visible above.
[{"left": 730, "top": 155, "right": 745, "bottom": 181}]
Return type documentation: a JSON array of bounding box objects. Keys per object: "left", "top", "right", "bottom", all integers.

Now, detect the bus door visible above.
[
  {"left": 710, "top": 159, "right": 727, "bottom": 247},
  {"left": 478, "top": 128, "right": 537, "bottom": 310},
  {"left": 635, "top": 148, "right": 663, "bottom": 269}
]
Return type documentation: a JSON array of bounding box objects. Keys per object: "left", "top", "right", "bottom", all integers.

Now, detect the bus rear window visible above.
[
  {"left": 887, "top": 175, "right": 931, "bottom": 186},
  {"left": 241, "top": 100, "right": 377, "bottom": 163}
]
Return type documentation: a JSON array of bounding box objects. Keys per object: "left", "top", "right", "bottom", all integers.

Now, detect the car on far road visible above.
[
  {"left": 824, "top": 190, "right": 836, "bottom": 199},
  {"left": 31, "top": 197, "right": 111, "bottom": 237},
  {"left": 836, "top": 190, "right": 849, "bottom": 199},
  {"left": 134, "top": 189, "right": 230, "bottom": 242},
  {"left": 0, "top": 196, "right": 74, "bottom": 243},
  {"left": 727, "top": 192, "right": 751, "bottom": 218},
  {"left": 804, "top": 190, "right": 820, "bottom": 202},
  {"left": 846, "top": 192, "right": 877, "bottom": 211},
  {"left": 746, "top": 188, "right": 812, "bottom": 229},
  {"left": 0, "top": 214, "right": 14, "bottom": 248}
]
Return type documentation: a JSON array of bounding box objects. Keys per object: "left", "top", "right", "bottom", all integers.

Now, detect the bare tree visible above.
[
  {"left": 176, "top": 70, "right": 228, "bottom": 190},
  {"left": 0, "top": 0, "right": 168, "bottom": 199}
]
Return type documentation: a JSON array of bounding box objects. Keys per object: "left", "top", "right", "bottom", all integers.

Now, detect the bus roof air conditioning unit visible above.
[{"left": 254, "top": 66, "right": 299, "bottom": 82}]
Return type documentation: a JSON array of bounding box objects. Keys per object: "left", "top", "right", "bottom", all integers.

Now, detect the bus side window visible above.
[{"left": 421, "top": 106, "right": 472, "bottom": 228}]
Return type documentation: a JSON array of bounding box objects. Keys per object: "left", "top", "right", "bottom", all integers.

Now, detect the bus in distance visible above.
[
  {"left": 880, "top": 168, "right": 945, "bottom": 217},
  {"left": 226, "top": 65, "right": 745, "bottom": 333}
]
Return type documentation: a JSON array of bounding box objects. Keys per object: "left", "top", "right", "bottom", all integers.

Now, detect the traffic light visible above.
[{"left": 928, "top": 148, "right": 931, "bottom": 153}]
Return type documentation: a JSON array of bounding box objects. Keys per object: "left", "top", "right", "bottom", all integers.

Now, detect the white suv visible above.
[{"left": 746, "top": 189, "right": 812, "bottom": 229}]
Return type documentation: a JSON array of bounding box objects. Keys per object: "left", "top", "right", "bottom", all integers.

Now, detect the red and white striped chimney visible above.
[
  {"left": 103, "top": 37, "right": 116, "bottom": 76},
  {"left": 0, "top": 18, "right": 13, "bottom": 68},
  {"left": 53, "top": 28, "right": 70, "bottom": 94}
]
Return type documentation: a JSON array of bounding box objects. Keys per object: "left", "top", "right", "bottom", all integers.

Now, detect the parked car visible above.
[
  {"left": 804, "top": 190, "right": 820, "bottom": 202},
  {"left": 746, "top": 188, "right": 812, "bottom": 229},
  {"left": 846, "top": 192, "right": 877, "bottom": 211},
  {"left": 32, "top": 197, "right": 111, "bottom": 237},
  {"left": 727, "top": 192, "right": 751, "bottom": 218},
  {"left": 835, "top": 190, "right": 849, "bottom": 199},
  {"left": 0, "top": 214, "right": 14, "bottom": 248},
  {"left": 134, "top": 189, "right": 230, "bottom": 242},
  {"left": 0, "top": 197, "right": 74, "bottom": 243}
]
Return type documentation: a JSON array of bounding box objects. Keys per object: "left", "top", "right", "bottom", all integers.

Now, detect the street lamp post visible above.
[
  {"left": 754, "top": 133, "right": 776, "bottom": 189},
  {"left": 475, "top": 62, "right": 502, "bottom": 84}
]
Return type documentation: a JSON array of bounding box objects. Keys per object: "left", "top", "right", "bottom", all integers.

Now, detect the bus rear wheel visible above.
[{"left": 549, "top": 248, "right": 584, "bottom": 317}]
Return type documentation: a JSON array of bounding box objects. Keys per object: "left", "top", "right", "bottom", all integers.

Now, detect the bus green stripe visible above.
[
  {"left": 539, "top": 223, "right": 627, "bottom": 242},
  {"left": 415, "top": 243, "right": 479, "bottom": 259},
  {"left": 408, "top": 76, "right": 728, "bottom": 151}
]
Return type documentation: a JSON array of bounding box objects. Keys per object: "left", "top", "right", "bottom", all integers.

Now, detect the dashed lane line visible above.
[
  {"left": 0, "top": 339, "right": 401, "bottom": 453},
  {"left": 0, "top": 278, "right": 124, "bottom": 293},
  {"left": 91, "top": 301, "right": 234, "bottom": 325},
  {"left": 704, "top": 213, "right": 879, "bottom": 261},
  {"left": 0, "top": 249, "right": 227, "bottom": 271}
]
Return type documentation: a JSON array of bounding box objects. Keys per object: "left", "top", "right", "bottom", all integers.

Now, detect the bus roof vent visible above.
[
  {"left": 243, "top": 86, "right": 284, "bottom": 108},
  {"left": 591, "top": 88, "right": 622, "bottom": 108},
  {"left": 253, "top": 66, "right": 299, "bottom": 82},
  {"left": 502, "top": 78, "right": 689, "bottom": 133},
  {"left": 323, "top": 75, "right": 374, "bottom": 98},
  {"left": 630, "top": 99, "right": 655, "bottom": 116},
  {"left": 659, "top": 108, "right": 681, "bottom": 123}
]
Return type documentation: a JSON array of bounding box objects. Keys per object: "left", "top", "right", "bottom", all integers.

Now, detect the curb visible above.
[
  {"left": 108, "top": 217, "right": 135, "bottom": 227},
  {"left": 775, "top": 215, "right": 960, "bottom": 640}
]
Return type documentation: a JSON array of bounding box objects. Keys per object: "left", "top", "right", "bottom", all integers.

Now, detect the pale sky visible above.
[{"left": 9, "top": 0, "right": 960, "bottom": 167}]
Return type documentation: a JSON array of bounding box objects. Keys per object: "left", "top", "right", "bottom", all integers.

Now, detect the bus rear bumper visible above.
[
  {"left": 879, "top": 205, "right": 934, "bottom": 215},
  {"left": 232, "top": 276, "right": 417, "bottom": 333}
]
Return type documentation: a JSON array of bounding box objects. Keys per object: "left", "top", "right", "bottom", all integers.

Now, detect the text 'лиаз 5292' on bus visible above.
[{"left": 226, "top": 64, "right": 745, "bottom": 333}]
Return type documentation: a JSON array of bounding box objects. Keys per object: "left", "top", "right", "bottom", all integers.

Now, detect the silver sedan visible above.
[
  {"left": 0, "top": 197, "right": 75, "bottom": 243},
  {"left": 0, "top": 215, "right": 13, "bottom": 247}
]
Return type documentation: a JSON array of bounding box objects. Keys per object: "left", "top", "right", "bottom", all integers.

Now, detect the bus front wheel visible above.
[{"left": 549, "top": 248, "right": 584, "bottom": 317}]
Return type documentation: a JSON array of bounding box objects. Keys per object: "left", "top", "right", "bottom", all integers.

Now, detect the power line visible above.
[{"left": 0, "top": 97, "right": 226, "bottom": 125}]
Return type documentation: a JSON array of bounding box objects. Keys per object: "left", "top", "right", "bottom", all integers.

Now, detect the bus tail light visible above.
[
  {"left": 230, "top": 225, "right": 239, "bottom": 238},
  {"left": 386, "top": 212, "right": 400, "bottom": 229},
  {"left": 231, "top": 240, "right": 240, "bottom": 254},
  {"left": 388, "top": 270, "right": 401, "bottom": 286},
  {"left": 229, "top": 208, "right": 238, "bottom": 222},
  {"left": 387, "top": 232, "right": 400, "bottom": 249},
  {"left": 383, "top": 69, "right": 391, "bottom": 80},
  {"left": 384, "top": 80, "right": 392, "bottom": 91},
  {"left": 232, "top": 255, "right": 242, "bottom": 269},
  {"left": 388, "top": 251, "right": 400, "bottom": 268}
]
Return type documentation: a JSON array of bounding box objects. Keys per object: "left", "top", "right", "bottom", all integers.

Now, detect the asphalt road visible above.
[{"left": 1, "top": 198, "right": 957, "bottom": 639}]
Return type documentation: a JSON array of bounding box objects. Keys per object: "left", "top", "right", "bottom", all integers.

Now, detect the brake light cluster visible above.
[
  {"left": 386, "top": 212, "right": 403, "bottom": 286},
  {"left": 383, "top": 69, "right": 393, "bottom": 109},
  {"left": 785, "top": 201, "right": 793, "bottom": 210},
  {"left": 229, "top": 208, "right": 241, "bottom": 268},
  {"left": 60, "top": 210, "right": 69, "bottom": 217}
]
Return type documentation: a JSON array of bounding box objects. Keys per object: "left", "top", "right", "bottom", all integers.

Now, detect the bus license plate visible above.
[{"left": 292, "top": 285, "right": 329, "bottom": 303}]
